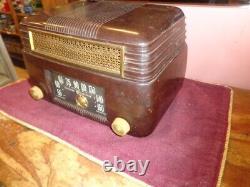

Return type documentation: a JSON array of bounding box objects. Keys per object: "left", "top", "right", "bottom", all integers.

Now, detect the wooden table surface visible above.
[
  {"left": 0, "top": 74, "right": 250, "bottom": 186},
  {"left": 0, "top": 110, "right": 144, "bottom": 187},
  {"left": 221, "top": 88, "right": 250, "bottom": 187}
]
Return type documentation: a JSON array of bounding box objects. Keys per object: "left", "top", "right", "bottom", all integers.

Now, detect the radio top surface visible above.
[{"left": 21, "top": 1, "right": 185, "bottom": 81}]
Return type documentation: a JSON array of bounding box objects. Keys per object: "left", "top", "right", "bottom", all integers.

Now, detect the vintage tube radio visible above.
[{"left": 20, "top": 1, "right": 187, "bottom": 137}]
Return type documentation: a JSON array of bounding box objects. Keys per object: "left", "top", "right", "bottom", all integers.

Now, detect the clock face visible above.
[{"left": 45, "top": 70, "right": 107, "bottom": 119}]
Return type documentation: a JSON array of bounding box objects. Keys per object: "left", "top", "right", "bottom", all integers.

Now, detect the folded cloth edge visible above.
[{"left": 216, "top": 88, "right": 233, "bottom": 187}]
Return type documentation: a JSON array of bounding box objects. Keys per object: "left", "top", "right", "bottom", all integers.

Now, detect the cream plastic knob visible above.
[
  {"left": 111, "top": 117, "right": 130, "bottom": 136},
  {"left": 29, "top": 86, "right": 44, "bottom": 100}
]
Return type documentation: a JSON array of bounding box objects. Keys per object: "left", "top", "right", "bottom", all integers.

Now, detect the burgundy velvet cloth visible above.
[{"left": 0, "top": 79, "right": 231, "bottom": 187}]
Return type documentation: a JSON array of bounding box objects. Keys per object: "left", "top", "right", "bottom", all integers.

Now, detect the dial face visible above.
[{"left": 47, "top": 71, "right": 106, "bottom": 118}]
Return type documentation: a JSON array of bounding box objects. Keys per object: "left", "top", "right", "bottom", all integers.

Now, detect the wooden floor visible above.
[
  {"left": 221, "top": 88, "right": 250, "bottom": 187},
  {"left": 1, "top": 68, "right": 250, "bottom": 186},
  {"left": 15, "top": 66, "right": 29, "bottom": 79},
  {"left": 0, "top": 113, "right": 143, "bottom": 187}
]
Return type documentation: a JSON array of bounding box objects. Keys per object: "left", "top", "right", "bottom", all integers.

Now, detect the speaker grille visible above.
[{"left": 28, "top": 29, "right": 124, "bottom": 76}]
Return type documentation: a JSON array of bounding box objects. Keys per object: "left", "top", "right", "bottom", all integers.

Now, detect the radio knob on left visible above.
[{"left": 29, "top": 86, "right": 44, "bottom": 100}]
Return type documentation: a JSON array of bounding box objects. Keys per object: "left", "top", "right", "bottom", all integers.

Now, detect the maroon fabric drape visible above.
[{"left": 0, "top": 79, "right": 231, "bottom": 187}]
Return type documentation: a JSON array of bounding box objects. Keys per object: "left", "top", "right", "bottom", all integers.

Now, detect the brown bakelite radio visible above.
[{"left": 20, "top": 1, "right": 187, "bottom": 137}]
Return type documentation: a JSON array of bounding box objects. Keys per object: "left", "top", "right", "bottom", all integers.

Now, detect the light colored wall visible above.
[
  {"left": 156, "top": 4, "right": 250, "bottom": 89},
  {"left": 181, "top": 5, "right": 250, "bottom": 89}
]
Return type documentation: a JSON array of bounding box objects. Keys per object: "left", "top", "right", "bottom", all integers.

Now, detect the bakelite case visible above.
[{"left": 20, "top": 1, "right": 187, "bottom": 137}]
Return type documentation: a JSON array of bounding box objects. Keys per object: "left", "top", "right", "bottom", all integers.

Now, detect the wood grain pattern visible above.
[
  {"left": 0, "top": 114, "right": 144, "bottom": 187},
  {"left": 221, "top": 88, "right": 250, "bottom": 187}
]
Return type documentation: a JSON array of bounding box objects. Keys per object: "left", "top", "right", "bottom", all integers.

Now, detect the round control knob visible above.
[
  {"left": 29, "top": 86, "right": 44, "bottom": 100},
  {"left": 76, "top": 94, "right": 88, "bottom": 108},
  {"left": 111, "top": 117, "right": 130, "bottom": 137}
]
